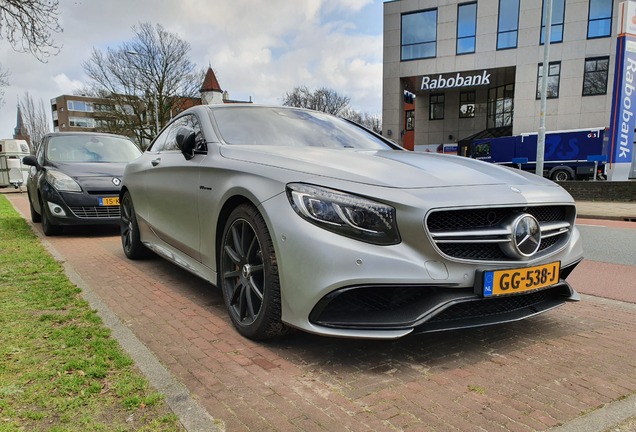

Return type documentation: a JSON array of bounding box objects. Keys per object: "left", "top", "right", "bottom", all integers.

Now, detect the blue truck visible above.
[{"left": 467, "top": 128, "right": 607, "bottom": 181}]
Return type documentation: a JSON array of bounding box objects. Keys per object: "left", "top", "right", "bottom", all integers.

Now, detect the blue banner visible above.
[{"left": 608, "top": 34, "right": 636, "bottom": 166}]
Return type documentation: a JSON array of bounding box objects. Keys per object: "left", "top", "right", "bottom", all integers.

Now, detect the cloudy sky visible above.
[{"left": 0, "top": 0, "right": 384, "bottom": 139}]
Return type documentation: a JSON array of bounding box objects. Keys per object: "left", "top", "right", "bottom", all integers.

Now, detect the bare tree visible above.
[
  {"left": 283, "top": 86, "right": 381, "bottom": 133},
  {"left": 0, "top": 0, "right": 62, "bottom": 61},
  {"left": 339, "top": 108, "right": 382, "bottom": 134},
  {"left": 282, "top": 86, "right": 350, "bottom": 116},
  {"left": 18, "top": 91, "right": 50, "bottom": 152},
  {"left": 83, "top": 22, "right": 202, "bottom": 145},
  {"left": 0, "top": 65, "right": 8, "bottom": 108}
]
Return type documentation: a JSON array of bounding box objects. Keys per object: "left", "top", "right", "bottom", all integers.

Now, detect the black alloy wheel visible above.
[
  {"left": 220, "top": 204, "right": 288, "bottom": 340},
  {"left": 120, "top": 191, "right": 149, "bottom": 259}
]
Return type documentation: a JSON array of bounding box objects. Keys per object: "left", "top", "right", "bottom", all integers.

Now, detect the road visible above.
[
  {"left": 5, "top": 192, "right": 636, "bottom": 432},
  {"left": 569, "top": 218, "right": 636, "bottom": 304}
]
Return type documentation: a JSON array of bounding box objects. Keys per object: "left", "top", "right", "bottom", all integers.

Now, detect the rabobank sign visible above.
[
  {"left": 608, "top": 2, "right": 636, "bottom": 180},
  {"left": 420, "top": 70, "right": 491, "bottom": 91},
  {"left": 610, "top": 41, "right": 636, "bottom": 163}
]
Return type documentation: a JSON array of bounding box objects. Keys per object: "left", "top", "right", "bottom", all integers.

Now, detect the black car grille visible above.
[
  {"left": 426, "top": 205, "right": 575, "bottom": 262},
  {"left": 428, "top": 289, "right": 553, "bottom": 323},
  {"left": 309, "top": 283, "right": 572, "bottom": 331},
  {"left": 69, "top": 206, "right": 120, "bottom": 219}
]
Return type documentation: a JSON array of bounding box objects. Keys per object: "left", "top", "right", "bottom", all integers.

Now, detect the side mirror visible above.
[
  {"left": 22, "top": 155, "right": 40, "bottom": 169},
  {"left": 176, "top": 127, "right": 197, "bottom": 160}
]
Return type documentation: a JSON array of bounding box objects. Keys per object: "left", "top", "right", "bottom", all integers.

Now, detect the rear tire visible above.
[
  {"left": 220, "top": 204, "right": 288, "bottom": 340},
  {"left": 551, "top": 169, "right": 571, "bottom": 182},
  {"left": 120, "top": 191, "right": 150, "bottom": 259}
]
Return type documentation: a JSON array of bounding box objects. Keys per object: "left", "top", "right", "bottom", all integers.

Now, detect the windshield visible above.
[
  {"left": 209, "top": 106, "right": 393, "bottom": 150},
  {"left": 46, "top": 135, "right": 142, "bottom": 163}
]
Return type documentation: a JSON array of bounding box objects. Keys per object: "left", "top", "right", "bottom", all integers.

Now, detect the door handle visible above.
[{"left": 151, "top": 158, "right": 161, "bottom": 167}]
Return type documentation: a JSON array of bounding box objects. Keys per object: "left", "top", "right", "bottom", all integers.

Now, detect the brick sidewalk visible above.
[{"left": 7, "top": 193, "right": 636, "bottom": 431}]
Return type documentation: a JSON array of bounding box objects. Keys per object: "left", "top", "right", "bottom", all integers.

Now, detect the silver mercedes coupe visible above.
[{"left": 120, "top": 104, "right": 583, "bottom": 340}]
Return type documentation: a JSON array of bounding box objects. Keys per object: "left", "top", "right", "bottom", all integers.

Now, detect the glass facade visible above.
[
  {"left": 459, "top": 91, "right": 476, "bottom": 118},
  {"left": 401, "top": 9, "right": 437, "bottom": 60},
  {"left": 429, "top": 94, "right": 445, "bottom": 120},
  {"left": 457, "top": 2, "right": 477, "bottom": 54},
  {"left": 537, "top": 62, "right": 562, "bottom": 99},
  {"left": 487, "top": 84, "right": 514, "bottom": 129},
  {"left": 405, "top": 110, "right": 415, "bottom": 130},
  {"left": 583, "top": 57, "right": 609, "bottom": 96},
  {"left": 588, "top": 0, "right": 612, "bottom": 39},
  {"left": 540, "top": 0, "right": 565, "bottom": 44},
  {"left": 497, "top": 0, "right": 520, "bottom": 50}
]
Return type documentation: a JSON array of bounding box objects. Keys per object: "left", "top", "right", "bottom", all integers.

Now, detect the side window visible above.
[
  {"left": 148, "top": 114, "right": 206, "bottom": 153},
  {"left": 147, "top": 126, "right": 170, "bottom": 152},
  {"left": 37, "top": 139, "right": 46, "bottom": 165},
  {"left": 181, "top": 114, "right": 207, "bottom": 152}
]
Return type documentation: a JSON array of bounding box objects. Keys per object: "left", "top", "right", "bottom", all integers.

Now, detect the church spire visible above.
[{"left": 13, "top": 104, "right": 31, "bottom": 145}]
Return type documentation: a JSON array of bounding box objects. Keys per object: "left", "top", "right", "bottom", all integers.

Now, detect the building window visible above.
[
  {"left": 588, "top": 0, "right": 612, "bottom": 39},
  {"left": 540, "top": 0, "right": 565, "bottom": 44},
  {"left": 405, "top": 110, "right": 415, "bottom": 131},
  {"left": 69, "top": 117, "right": 96, "bottom": 128},
  {"left": 487, "top": 84, "right": 514, "bottom": 129},
  {"left": 429, "top": 94, "right": 445, "bottom": 120},
  {"left": 401, "top": 9, "right": 437, "bottom": 61},
  {"left": 497, "top": 0, "right": 520, "bottom": 50},
  {"left": 536, "top": 62, "right": 561, "bottom": 99},
  {"left": 94, "top": 103, "right": 115, "bottom": 112},
  {"left": 459, "top": 91, "right": 476, "bottom": 118},
  {"left": 583, "top": 57, "right": 609, "bottom": 96},
  {"left": 457, "top": 2, "right": 477, "bottom": 54},
  {"left": 67, "top": 100, "right": 94, "bottom": 112}
]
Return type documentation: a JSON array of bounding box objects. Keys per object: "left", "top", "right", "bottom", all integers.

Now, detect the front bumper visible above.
[
  {"left": 310, "top": 260, "right": 580, "bottom": 333},
  {"left": 41, "top": 182, "right": 120, "bottom": 226},
  {"left": 260, "top": 185, "right": 584, "bottom": 340}
]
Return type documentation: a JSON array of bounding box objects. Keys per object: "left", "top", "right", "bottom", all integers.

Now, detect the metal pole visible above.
[
  {"left": 153, "top": 93, "right": 160, "bottom": 134},
  {"left": 537, "top": 0, "right": 553, "bottom": 177}
]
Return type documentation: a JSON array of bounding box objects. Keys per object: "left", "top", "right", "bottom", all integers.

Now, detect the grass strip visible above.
[{"left": 0, "top": 195, "right": 184, "bottom": 431}]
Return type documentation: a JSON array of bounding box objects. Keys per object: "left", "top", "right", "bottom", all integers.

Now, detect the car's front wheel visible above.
[
  {"left": 29, "top": 194, "right": 41, "bottom": 223},
  {"left": 40, "top": 198, "right": 60, "bottom": 236},
  {"left": 220, "top": 204, "right": 288, "bottom": 340},
  {"left": 120, "top": 191, "right": 149, "bottom": 259}
]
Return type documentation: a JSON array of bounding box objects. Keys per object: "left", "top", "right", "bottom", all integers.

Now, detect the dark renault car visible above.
[{"left": 24, "top": 132, "right": 142, "bottom": 235}]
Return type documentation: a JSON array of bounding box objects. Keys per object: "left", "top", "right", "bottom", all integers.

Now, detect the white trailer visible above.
[{"left": 0, "top": 139, "right": 31, "bottom": 188}]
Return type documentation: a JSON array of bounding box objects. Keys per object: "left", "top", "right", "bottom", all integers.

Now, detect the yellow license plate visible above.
[
  {"left": 483, "top": 261, "right": 560, "bottom": 297},
  {"left": 99, "top": 197, "right": 119, "bottom": 206}
]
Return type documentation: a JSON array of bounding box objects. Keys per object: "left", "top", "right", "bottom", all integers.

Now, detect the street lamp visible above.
[{"left": 126, "top": 50, "right": 160, "bottom": 135}]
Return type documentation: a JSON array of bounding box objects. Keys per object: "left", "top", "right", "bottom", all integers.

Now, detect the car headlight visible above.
[
  {"left": 45, "top": 170, "right": 82, "bottom": 192},
  {"left": 286, "top": 183, "right": 400, "bottom": 245}
]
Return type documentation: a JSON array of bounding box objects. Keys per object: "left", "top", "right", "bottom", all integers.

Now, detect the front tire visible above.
[
  {"left": 120, "top": 191, "right": 149, "bottom": 259},
  {"left": 220, "top": 204, "right": 288, "bottom": 340},
  {"left": 40, "top": 198, "right": 60, "bottom": 236},
  {"left": 29, "top": 195, "right": 41, "bottom": 223}
]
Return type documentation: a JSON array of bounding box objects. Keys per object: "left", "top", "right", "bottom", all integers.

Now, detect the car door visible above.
[{"left": 142, "top": 114, "right": 207, "bottom": 261}]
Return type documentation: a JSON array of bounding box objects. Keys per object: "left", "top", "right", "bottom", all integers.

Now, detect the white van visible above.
[{"left": 0, "top": 139, "right": 31, "bottom": 188}]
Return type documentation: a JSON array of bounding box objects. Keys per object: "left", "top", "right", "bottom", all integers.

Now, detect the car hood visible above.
[
  {"left": 48, "top": 162, "right": 127, "bottom": 179},
  {"left": 219, "top": 146, "right": 558, "bottom": 189}
]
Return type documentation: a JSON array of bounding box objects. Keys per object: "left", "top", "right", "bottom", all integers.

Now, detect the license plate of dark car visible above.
[
  {"left": 482, "top": 261, "right": 560, "bottom": 297},
  {"left": 99, "top": 197, "right": 119, "bottom": 206}
]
